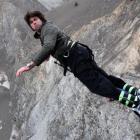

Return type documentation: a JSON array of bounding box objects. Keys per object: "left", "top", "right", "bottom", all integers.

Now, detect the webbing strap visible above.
[
  {"left": 123, "top": 84, "right": 128, "bottom": 90},
  {"left": 119, "top": 91, "right": 125, "bottom": 102}
]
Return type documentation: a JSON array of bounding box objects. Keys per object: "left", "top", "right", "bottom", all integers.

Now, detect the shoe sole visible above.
[{"left": 133, "top": 110, "right": 140, "bottom": 118}]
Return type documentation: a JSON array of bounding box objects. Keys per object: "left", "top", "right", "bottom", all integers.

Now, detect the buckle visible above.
[
  {"left": 63, "top": 51, "right": 69, "bottom": 58},
  {"left": 67, "top": 40, "right": 76, "bottom": 49}
]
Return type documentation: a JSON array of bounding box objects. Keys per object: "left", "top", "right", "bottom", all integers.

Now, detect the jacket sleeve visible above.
[{"left": 32, "top": 24, "right": 58, "bottom": 66}]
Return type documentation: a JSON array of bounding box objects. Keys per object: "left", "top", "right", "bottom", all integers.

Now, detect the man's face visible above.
[{"left": 29, "top": 16, "right": 43, "bottom": 31}]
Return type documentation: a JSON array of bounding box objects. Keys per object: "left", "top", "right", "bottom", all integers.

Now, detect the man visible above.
[{"left": 16, "top": 11, "right": 140, "bottom": 117}]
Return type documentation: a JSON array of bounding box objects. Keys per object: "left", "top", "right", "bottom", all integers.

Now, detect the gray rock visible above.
[{"left": 0, "top": 0, "right": 140, "bottom": 140}]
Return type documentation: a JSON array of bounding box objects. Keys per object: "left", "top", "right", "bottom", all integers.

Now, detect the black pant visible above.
[{"left": 64, "top": 43, "right": 126, "bottom": 100}]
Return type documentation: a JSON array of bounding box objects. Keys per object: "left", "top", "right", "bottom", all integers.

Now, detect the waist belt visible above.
[
  {"left": 63, "top": 40, "right": 76, "bottom": 58},
  {"left": 67, "top": 40, "right": 76, "bottom": 49},
  {"left": 55, "top": 40, "right": 76, "bottom": 76},
  {"left": 60, "top": 40, "right": 76, "bottom": 75}
]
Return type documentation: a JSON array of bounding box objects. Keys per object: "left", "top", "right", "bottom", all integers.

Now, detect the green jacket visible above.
[{"left": 32, "top": 21, "right": 70, "bottom": 66}]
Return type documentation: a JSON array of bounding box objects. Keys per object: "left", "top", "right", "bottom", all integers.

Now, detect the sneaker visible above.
[
  {"left": 132, "top": 104, "right": 140, "bottom": 118},
  {"left": 135, "top": 89, "right": 140, "bottom": 100}
]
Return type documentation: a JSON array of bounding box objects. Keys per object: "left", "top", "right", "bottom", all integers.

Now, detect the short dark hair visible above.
[{"left": 24, "top": 11, "right": 47, "bottom": 27}]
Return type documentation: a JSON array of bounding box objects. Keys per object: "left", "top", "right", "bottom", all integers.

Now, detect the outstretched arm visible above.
[
  {"left": 16, "top": 61, "right": 36, "bottom": 77},
  {"left": 32, "top": 24, "right": 58, "bottom": 66},
  {"left": 16, "top": 23, "right": 58, "bottom": 77}
]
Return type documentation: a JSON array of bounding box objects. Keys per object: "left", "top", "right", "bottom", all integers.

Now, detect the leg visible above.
[
  {"left": 68, "top": 44, "right": 139, "bottom": 110},
  {"left": 95, "top": 66, "right": 139, "bottom": 97},
  {"left": 68, "top": 44, "right": 119, "bottom": 99},
  {"left": 75, "top": 62, "right": 139, "bottom": 108},
  {"left": 94, "top": 66, "right": 126, "bottom": 89},
  {"left": 107, "top": 75, "right": 126, "bottom": 89}
]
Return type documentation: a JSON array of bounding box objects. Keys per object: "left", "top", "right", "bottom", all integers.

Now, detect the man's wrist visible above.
[{"left": 26, "top": 61, "right": 36, "bottom": 69}]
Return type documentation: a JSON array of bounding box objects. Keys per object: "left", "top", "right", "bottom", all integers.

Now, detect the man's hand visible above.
[
  {"left": 16, "top": 61, "right": 36, "bottom": 77},
  {"left": 16, "top": 66, "right": 31, "bottom": 77}
]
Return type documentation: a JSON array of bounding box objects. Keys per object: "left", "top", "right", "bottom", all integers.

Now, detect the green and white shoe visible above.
[
  {"left": 132, "top": 101, "right": 140, "bottom": 118},
  {"left": 136, "top": 89, "right": 140, "bottom": 100}
]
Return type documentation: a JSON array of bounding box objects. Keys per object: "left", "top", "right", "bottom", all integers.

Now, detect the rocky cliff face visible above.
[
  {"left": 38, "top": 0, "right": 71, "bottom": 10},
  {"left": 0, "top": 0, "right": 140, "bottom": 140},
  {"left": 72, "top": 0, "right": 140, "bottom": 86}
]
